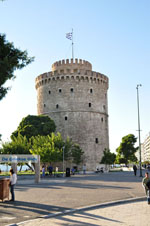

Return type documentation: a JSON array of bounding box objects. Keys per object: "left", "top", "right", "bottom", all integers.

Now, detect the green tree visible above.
[
  {"left": 11, "top": 115, "right": 56, "bottom": 140},
  {"left": 115, "top": 134, "right": 138, "bottom": 166},
  {"left": 71, "top": 144, "right": 84, "bottom": 165},
  {"left": 0, "top": 134, "right": 30, "bottom": 155},
  {"left": 63, "top": 137, "right": 73, "bottom": 161},
  {"left": 0, "top": 34, "right": 34, "bottom": 101},
  {"left": 100, "top": 148, "right": 116, "bottom": 165},
  {"left": 0, "top": 134, "right": 34, "bottom": 171},
  {"left": 30, "top": 133, "right": 63, "bottom": 163}
]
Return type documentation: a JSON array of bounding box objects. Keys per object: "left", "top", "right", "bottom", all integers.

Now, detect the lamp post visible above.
[
  {"left": 62, "top": 146, "right": 65, "bottom": 177},
  {"left": 136, "top": 84, "right": 142, "bottom": 177}
]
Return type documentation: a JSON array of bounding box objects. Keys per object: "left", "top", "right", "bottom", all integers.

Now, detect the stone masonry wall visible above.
[{"left": 35, "top": 59, "right": 109, "bottom": 170}]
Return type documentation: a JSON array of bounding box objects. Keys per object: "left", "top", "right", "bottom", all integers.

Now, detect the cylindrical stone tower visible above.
[{"left": 35, "top": 58, "right": 109, "bottom": 170}]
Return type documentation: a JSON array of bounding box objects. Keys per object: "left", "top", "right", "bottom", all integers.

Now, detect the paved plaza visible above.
[
  {"left": 0, "top": 171, "right": 148, "bottom": 226},
  {"left": 18, "top": 200, "right": 149, "bottom": 226}
]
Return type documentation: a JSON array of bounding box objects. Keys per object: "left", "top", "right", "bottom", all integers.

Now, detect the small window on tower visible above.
[
  {"left": 59, "top": 89, "right": 62, "bottom": 93},
  {"left": 70, "top": 88, "right": 74, "bottom": 93},
  {"left": 65, "top": 116, "right": 68, "bottom": 121},
  {"left": 44, "top": 104, "right": 46, "bottom": 107},
  {"left": 89, "top": 103, "right": 91, "bottom": 107},
  {"left": 90, "top": 88, "right": 93, "bottom": 93},
  {"left": 95, "top": 138, "right": 99, "bottom": 143},
  {"left": 56, "top": 104, "right": 59, "bottom": 109},
  {"left": 49, "top": 90, "right": 51, "bottom": 94},
  {"left": 101, "top": 117, "right": 103, "bottom": 122}
]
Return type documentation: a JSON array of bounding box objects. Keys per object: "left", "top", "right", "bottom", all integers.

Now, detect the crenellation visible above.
[
  {"left": 35, "top": 68, "right": 109, "bottom": 90},
  {"left": 51, "top": 58, "right": 92, "bottom": 72}
]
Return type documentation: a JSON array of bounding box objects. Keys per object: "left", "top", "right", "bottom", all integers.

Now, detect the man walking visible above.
[
  {"left": 133, "top": 165, "right": 137, "bottom": 176},
  {"left": 9, "top": 168, "right": 17, "bottom": 201},
  {"left": 142, "top": 172, "right": 150, "bottom": 204}
]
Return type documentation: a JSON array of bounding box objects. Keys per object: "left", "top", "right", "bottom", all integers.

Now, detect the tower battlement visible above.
[
  {"left": 35, "top": 70, "right": 109, "bottom": 90},
  {"left": 52, "top": 58, "right": 92, "bottom": 72},
  {"left": 35, "top": 59, "right": 108, "bottom": 89}
]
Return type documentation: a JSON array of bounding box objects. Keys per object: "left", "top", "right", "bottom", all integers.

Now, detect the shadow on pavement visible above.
[
  {"left": 43, "top": 210, "right": 122, "bottom": 226},
  {"left": 0, "top": 200, "right": 70, "bottom": 216}
]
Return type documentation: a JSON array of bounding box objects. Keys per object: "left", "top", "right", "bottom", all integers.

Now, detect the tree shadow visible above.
[
  {"left": 15, "top": 179, "right": 132, "bottom": 192},
  {"left": 44, "top": 209, "right": 122, "bottom": 226},
  {"left": 0, "top": 200, "right": 70, "bottom": 216}
]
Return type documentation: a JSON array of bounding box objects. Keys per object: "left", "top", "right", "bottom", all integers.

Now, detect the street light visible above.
[
  {"left": 136, "top": 84, "right": 142, "bottom": 177},
  {"left": 62, "top": 146, "right": 65, "bottom": 177}
]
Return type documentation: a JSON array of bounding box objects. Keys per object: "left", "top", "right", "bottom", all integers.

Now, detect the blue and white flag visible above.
[{"left": 66, "top": 32, "right": 72, "bottom": 40}]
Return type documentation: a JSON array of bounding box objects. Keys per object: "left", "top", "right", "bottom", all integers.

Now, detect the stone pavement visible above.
[
  {"left": 0, "top": 171, "right": 147, "bottom": 226},
  {"left": 13, "top": 199, "right": 149, "bottom": 226}
]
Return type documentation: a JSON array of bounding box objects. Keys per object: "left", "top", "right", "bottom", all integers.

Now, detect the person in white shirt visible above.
[{"left": 9, "top": 168, "right": 17, "bottom": 201}]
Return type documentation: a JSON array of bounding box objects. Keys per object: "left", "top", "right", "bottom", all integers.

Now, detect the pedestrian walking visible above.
[
  {"left": 142, "top": 172, "right": 150, "bottom": 204},
  {"left": 83, "top": 164, "right": 86, "bottom": 174},
  {"left": 9, "top": 168, "right": 17, "bottom": 202},
  {"left": 48, "top": 165, "right": 53, "bottom": 176},
  {"left": 71, "top": 167, "right": 75, "bottom": 175},
  {"left": 133, "top": 165, "right": 137, "bottom": 176},
  {"left": 42, "top": 165, "right": 45, "bottom": 178}
]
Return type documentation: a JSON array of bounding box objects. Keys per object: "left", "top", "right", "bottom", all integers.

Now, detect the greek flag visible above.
[{"left": 66, "top": 32, "right": 72, "bottom": 40}]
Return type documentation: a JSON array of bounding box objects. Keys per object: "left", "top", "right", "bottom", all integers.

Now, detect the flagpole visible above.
[{"left": 72, "top": 28, "right": 74, "bottom": 61}]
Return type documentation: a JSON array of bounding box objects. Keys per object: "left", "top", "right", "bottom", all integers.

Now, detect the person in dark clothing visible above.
[
  {"left": 142, "top": 172, "right": 150, "bottom": 204},
  {"left": 48, "top": 165, "right": 53, "bottom": 176},
  {"left": 133, "top": 165, "right": 137, "bottom": 176}
]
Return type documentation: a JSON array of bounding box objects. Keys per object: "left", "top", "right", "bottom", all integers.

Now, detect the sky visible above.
[{"left": 0, "top": 0, "right": 150, "bottom": 152}]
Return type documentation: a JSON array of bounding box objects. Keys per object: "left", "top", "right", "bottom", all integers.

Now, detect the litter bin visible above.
[
  {"left": 0, "top": 178, "right": 10, "bottom": 202},
  {"left": 66, "top": 168, "right": 70, "bottom": 177}
]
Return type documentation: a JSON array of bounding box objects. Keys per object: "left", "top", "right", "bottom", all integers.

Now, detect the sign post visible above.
[{"left": 0, "top": 155, "right": 40, "bottom": 183}]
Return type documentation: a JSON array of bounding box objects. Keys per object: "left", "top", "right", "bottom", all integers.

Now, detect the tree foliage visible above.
[
  {"left": 0, "top": 134, "right": 30, "bottom": 155},
  {"left": 115, "top": 134, "right": 138, "bottom": 165},
  {"left": 30, "top": 133, "right": 84, "bottom": 165},
  {"left": 71, "top": 144, "right": 84, "bottom": 165},
  {"left": 30, "top": 133, "right": 63, "bottom": 163},
  {"left": 11, "top": 115, "right": 56, "bottom": 140},
  {"left": 100, "top": 148, "right": 116, "bottom": 165},
  {"left": 0, "top": 34, "right": 34, "bottom": 100}
]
